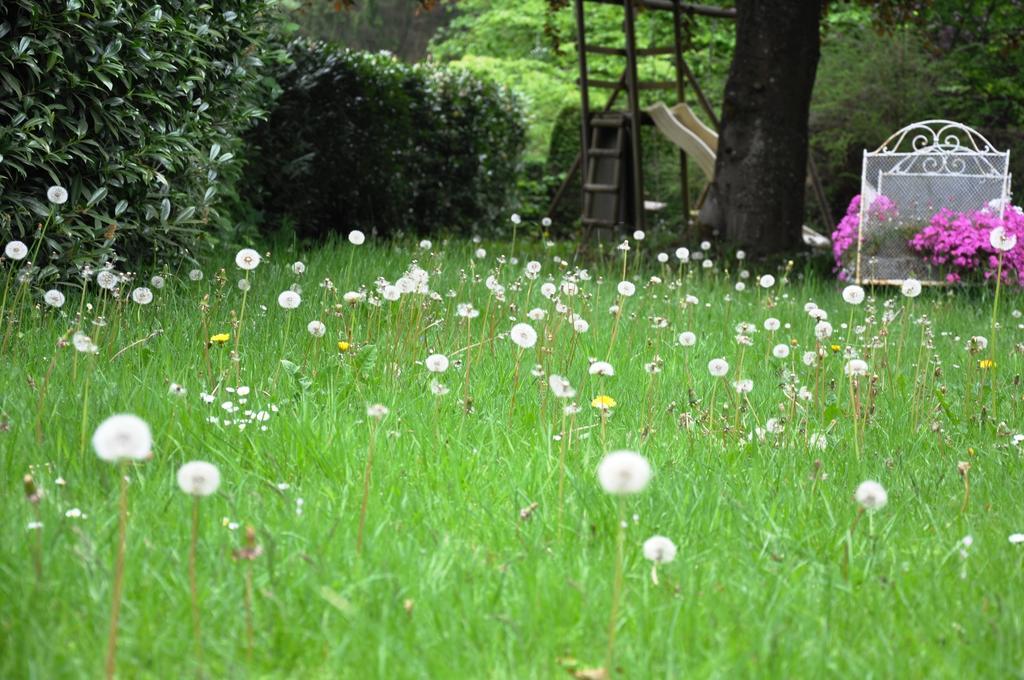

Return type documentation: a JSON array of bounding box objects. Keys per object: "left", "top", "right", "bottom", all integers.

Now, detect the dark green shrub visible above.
[
  {"left": 243, "top": 42, "right": 526, "bottom": 240},
  {"left": 542, "top": 103, "right": 583, "bottom": 232},
  {"left": 0, "top": 0, "right": 284, "bottom": 282}
]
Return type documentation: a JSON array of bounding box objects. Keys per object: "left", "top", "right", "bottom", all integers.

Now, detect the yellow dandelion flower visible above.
[
  {"left": 591, "top": 394, "right": 616, "bottom": 410},
  {"left": 979, "top": 359, "right": 995, "bottom": 369},
  {"left": 210, "top": 333, "right": 230, "bottom": 344},
  {"left": 337, "top": 341, "right": 351, "bottom": 352},
  {"left": 829, "top": 344, "right": 841, "bottom": 353}
]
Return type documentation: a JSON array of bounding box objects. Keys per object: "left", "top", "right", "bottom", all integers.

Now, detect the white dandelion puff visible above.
[
  {"left": 176, "top": 461, "right": 221, "bottom": 497},
  {"left": 277, "top": 290, "right": 301, "bottom": 309},
  {"left": 854, "top": 480, "right": 888, "bottom": 511},
  {"left": 235, "top": 248, "right": 261, "bottom": 271},
  {"left": 4, "top": 240, "right": 28, "bottom": 261},
  {"left": 510, "top": 323, "right": 538, "bottom": 349},
  {"left": 425, "top": 353, "right": 449, "bottom": 373},
  {"left": 43, "top": 289, "right": 65, "bottom": 308},
  {"left": 597, "top": 450, "right": 652, "bottom": 495},
  {"left": 92, "top": 414, "right": 153, "bottom": 463},
  {"left": 47, "top": 185, "right": 69, "bottom": 205},
  {"left": 131, "top": 287, "right": 153, "bottom": 305}
]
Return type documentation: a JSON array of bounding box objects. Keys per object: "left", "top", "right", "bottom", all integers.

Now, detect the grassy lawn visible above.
[{"left": 2, "top": 237, "right": 1023, "bottom": 678}]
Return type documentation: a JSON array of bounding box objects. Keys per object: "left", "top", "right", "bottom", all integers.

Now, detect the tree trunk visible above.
[{"left": 699, "top": 0, "right": 823, "bottom": 255}]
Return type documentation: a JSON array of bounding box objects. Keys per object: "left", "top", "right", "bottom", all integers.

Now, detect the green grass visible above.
[{"left": 2, "top": 237, "right": 1024, "bottom": 679}]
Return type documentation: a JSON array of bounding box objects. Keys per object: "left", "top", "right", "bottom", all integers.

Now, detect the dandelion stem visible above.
[
  {"left": 849, "top": 377, "right": 861, "bottom": 460},
  {"left": 34, "top": 349, "right": 60, "bottom": 444},
  {"left": 233, "top": 270, "right": 251, "bottom": 383},
  {"left": 29, "top": 504, "right": 43, "bottom": 583},
  {"left": 462, "top": 318, "right": 473, "bottom": 408},
  {"left": 105, "top": 465, "right": 129, "bottom": 680},
  {"left": 604, "top": 496, "right": 626, "bottom": 676},
  {"left": 244, "top": 563, "right": 255, "bottom": 665},
  {"left": 189, "top": 496, "right": 204, "bottom": 671},
  {"left": 606, "top": 296, "right": 624, "bottom": 361},
  {"left": 509, "top": 348, "right": 524, "bottom": 417},
  {"left": 841, "top": 506, "right": 864, "bottom": 582},
  {"left": 356, "top": 420, "right": 377, "bottom": 555},
  {"left": 990, "top": 251, "right": 1004, "bottom": 422},
  {"left": 556, "top": 407, "right": 569, "bottom": 543}
]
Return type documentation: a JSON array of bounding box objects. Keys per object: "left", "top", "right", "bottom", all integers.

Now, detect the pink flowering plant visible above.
[
  {"left": 831, "top": 194, "right": 899, "bottom": 280},
  {"left": 831, "top": 193, "right": 1024, "bottom": 286},
  {"left": 909, "top": 205, "right": 1024, "bottom": 285}
]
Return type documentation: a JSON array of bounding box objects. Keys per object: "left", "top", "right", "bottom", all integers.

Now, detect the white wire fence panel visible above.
[{"left": 852, "top": 120, "right": 1011, "bottom": 284}]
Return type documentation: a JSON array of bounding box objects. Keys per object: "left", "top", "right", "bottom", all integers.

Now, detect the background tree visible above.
[{"left": 698, "top": 0, "right": 825, "bottom": 255}]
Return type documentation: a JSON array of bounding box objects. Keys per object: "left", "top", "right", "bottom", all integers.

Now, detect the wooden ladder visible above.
[
  {"left": 582, "top": 113, "right": 626, "bottom": 226},
  {"left": 574, "top": 0, "right": 690, "bottom": 231}
]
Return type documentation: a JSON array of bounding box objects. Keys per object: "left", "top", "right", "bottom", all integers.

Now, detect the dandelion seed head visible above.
[
  {"left": 235, "top": 248, "right": 261, "bottom": 271},
  {"left": 642, "top": 535, "right": 677, "bottom": 563},
  {"left": 901, "top": 278, "right": 921, "bottom": 298},
  {"left": 367, "top": 403, "right": 389, "bottom": 419},
  {"left": 131, "top": 287, "right": 153, "bottom": 305},
  {"left": 92, "top": 414, "right": 152, "bottom": 463},
  {"left": 277, "top": 290, "right": 301, "bottom": 309},
  {"left": 855, "top": 480, "right": 888, "bottom": 511},
  {"left": 425, "top": 353, "right": 449, "bottom": 373},
  {"left": 990, "top": 226, "right": 1017, "bottom": 252},
  {"left": 510, "top": 322, "right": 538, "bottom": 349},
  {"left": 548, "top": 374, "right": 576, "bottom": 399},
  {"left": 176, "top": 461, "right": 221, "bottom": 497},
  {"left": 598, "top": 450, "right": 652, "bottom": 495},
  {"left": 43, "top": 289, "right": 65, "bottom": 308},
  {"left": 5, "top": 240, "right": 28, "bottom": 260},
  {"left": 47, "top": 185, "right": 69, "bottom": 205},
  {"left": 708, "top": 358, "right": 729, "bottom": 377}
]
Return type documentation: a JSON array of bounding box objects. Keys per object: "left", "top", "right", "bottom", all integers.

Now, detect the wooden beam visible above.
[
  {"left": 584, "top": 45, "right": 677, "bottom": 56},
  {"left": 671, "top": 0, "right": 690, "bottom": 220},
  {"left": 585, "top": 0, "right": 736, "bottom": 20},
  {"left": 587, "top": 79, "right": 677, "bottom": 90},
  {"left": 623, "top": 0, "right": 645, "bottom": 229}
]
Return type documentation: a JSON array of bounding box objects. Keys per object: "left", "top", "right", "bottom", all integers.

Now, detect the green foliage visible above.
[
  {"left": 809, "top": 26, "right": 946, "bottom": 221},
  {"left": 242, "top": 41, "right": 526, "bottom": 240},
  {"left": 0, "top": 0, "right": 285, "bottom": 282},
  {"left": 448, "top": 55, "right": 575, "bottom": 162},
  {"left": 544, "top": 103, "right": 584, "bottom": 228},
  {"left": 810, "top": 8, "right": 1024, "bottom": 224},
  {"left": 290, "top": 0, "right": 450, "bottom": 62},
  {"left": 430, "top": 1, "right": 733, "bottom": 225}
]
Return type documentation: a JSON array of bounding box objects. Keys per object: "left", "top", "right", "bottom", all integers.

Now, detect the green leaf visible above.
[
  {"left": 86, "top": 187, "right": 107, "bottom": 207},
  {"left": 280, "top": 359, "right": 300, "bottom": 375},
  {"left": 174, "top": 206, "right": 196, "bottom": 223}
]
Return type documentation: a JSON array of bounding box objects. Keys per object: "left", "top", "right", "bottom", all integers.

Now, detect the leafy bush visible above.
[
  {"left": 809, "top": 27, "right": 946, "bottom": 225},
  {"left": 910, "top": 205, "right": 1024, "bottom": 285},
  {"left": 0, "top": 0, "right": 283, "bottom": 282},
  {"left": 448, "top": 54, "right": 574, "bottom": 163},
  {"left": 542, "top": 103, "right": 582, "bottom": 230},
  {"left": 242, "top": 42, "right": 525, "bottom": 241}
]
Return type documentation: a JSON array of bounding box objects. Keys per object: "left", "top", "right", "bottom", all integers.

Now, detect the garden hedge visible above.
[
  {"left": 243, "top": 41, "right": 526, "bottom": 240},
  {"left": 0, "top": 0, "right": 283, "bottom": 282}
]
